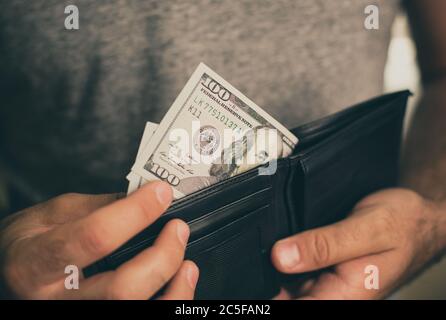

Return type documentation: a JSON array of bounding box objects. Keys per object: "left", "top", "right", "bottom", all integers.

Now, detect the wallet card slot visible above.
[
  {"left": 167, "top": 168, "right": 265, "bottom": 210},
  {"left": 184, "top": 204, "right": 279, "bottom": 299},
  {"left": 187, "top": 204, "right": 269, "bottom": 251},
  {"left": 103, "top": 186, "right": 273, "bottom": 267},
  {"left": 187, "top": 188, "right": 271, "bottom": 242}
]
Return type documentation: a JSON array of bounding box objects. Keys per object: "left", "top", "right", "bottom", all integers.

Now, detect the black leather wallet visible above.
[{"left": 84, "top": 90, "right": 411, "bottom": 299}]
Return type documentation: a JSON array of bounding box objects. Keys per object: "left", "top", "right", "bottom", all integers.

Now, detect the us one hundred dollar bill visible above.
[
  {"left": 129, "top": 63, "right": 298, "bottom": 199},
  {"left": 127, "top": 122, "right": 158, "bottom": 194}
]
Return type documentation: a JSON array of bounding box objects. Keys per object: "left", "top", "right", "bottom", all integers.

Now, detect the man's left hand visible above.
[{"left": 271, "top": 188, "right": 446, "bottom": 299}]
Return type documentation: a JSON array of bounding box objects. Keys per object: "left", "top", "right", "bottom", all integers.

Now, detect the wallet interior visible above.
[{"left": 84, "top": 90, "right": 411, "bottom": 300}]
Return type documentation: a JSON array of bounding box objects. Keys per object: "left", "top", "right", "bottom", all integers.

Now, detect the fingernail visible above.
[
  {"left": 176, "top": 221, "right": 190, "bottom": 247},
  {"left": 154, "top": 182, "right": 172, "bottom": 207},
  {"left": 186, "top": 264, "right": 199, "bottom": 289},
  {"left": 277, "top": 242, "right": 300, "bottom": 270}
]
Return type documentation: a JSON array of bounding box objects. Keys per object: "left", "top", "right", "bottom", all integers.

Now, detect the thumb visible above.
[
  {"left": 39, "top": 192, "right": 125, "bottom": 225},
  {"left": 271, "top": 207, "right": 397, "bottom": 273}
]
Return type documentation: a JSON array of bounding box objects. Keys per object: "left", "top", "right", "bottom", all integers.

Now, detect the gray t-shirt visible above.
[{"left": 0, "top": 0, "right": 400, "bottom": 204}]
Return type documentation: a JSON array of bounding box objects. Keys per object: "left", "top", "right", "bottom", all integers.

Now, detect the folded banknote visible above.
[{"left": 127, "top": 63, "right": 298, "bottom": 198}]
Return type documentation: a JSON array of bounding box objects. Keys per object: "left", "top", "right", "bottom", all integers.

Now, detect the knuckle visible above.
[
  {"left": 309, "top": 233, "right": 332, "bottom": 266},
  {"left": 54, "top": 193, "right": 83, "bottom": 206},
  {"left": 76, "top": 224, "right": 111, "bottom": 258},
  {"left": 148, "top": 249, "right": 180, "bottom": 284},
  {"left": 148, "top": 264, "right": 172, "bottom": 289},
  {"left": 400, "top": 189, "right": 423, "bottom": 207},
  {"left": 48, "top": 193, "right": 85, "bottom": 214},
  {"left": 375, "top": 206, "right": 399, "bottom": 235},
  {"left": 374, "top": 206, "right": 406, "bottom": 248},
  {"left": 131, "top": 197, "right": 157, "bottom": 222},
  {"left": 158, "top": 246, "right": 183, "bottom": 270},
  {"left": 62, "top": 192, "right": 83, "bottom": 200},
  {"left": 161, "top": 237, "right": 186, "bottom": 264}
]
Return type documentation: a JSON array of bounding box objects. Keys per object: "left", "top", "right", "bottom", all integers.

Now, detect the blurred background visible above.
[{"left": 0, "top": 9, "right": 444, "bottom": 300}]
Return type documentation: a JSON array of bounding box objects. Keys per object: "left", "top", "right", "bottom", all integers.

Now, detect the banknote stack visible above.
[{"left": 127, "top": 63, "right": 298, "bottom": 199}]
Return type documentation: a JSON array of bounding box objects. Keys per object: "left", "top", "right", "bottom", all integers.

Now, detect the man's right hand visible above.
[{"left": 0, "top": 181, "right": 199, "bottom": 299}]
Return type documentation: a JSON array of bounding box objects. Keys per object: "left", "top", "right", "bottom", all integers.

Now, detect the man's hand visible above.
[
  {"left": 271, "top": 189, "right": 446, "bottom": 299},
  {"left": 0, "top": 181, "right": 199, "bottom": 299}
]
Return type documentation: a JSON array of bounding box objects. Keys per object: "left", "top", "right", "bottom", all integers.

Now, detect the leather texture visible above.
[{"left": 84, "top": 90, "right": 411, "bottom": 299}]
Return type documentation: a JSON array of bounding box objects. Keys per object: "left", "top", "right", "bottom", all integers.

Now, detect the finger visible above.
[
  {"left": 15, "top": 181, "right": 173, "bottom": 286},
  {"left": 58, "top": 219, "right": 190, "bottom": 300},
  {"left": 297, "top": 250, "right": 404, "bottom": 300},
  {"left": 0, "top": 193, "right": 121, "bottom": 236},
  {"left": 271, "top": 206, "right": 398, "bottom": 274},
  {"left": 158, "top": 261, "right": 199, "bottom": 300}
]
